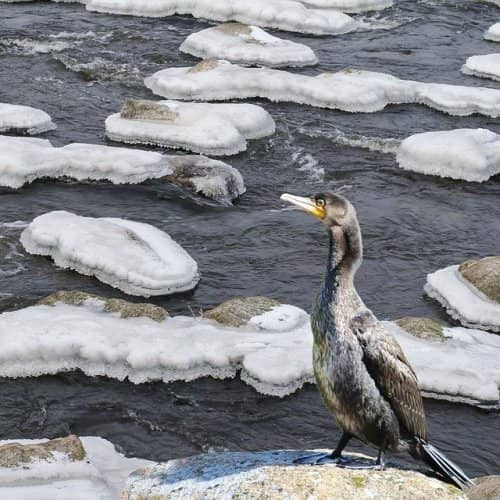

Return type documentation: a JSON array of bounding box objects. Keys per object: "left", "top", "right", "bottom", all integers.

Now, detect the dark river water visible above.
[{"left": 0, "top": 0, "right": 499, "bottom": 479}]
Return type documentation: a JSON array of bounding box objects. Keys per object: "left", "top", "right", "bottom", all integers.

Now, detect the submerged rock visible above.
[
  {"left": 459, "top": 256, "right": 500, "bottom": 304},
  {"left": 204, "top": 296, "right": 281, "bottom": 326},
  {"left": 123, "top": 450, "right": 466, "bottom": 499},
  {"left": 39, "top": 290, "right": 169, "bottom": 322},
  {"left": 395, "top": 317, "right": 446, "bottom": 342},
  {"left": 467, "top": 475, "right": 500, "bottom": 500},
  {"left": 0, "top": 435, "right": 85, "bottom": 467}
]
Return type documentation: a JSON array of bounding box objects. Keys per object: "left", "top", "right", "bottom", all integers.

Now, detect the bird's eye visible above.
[{"left": 316, "top": 198, "right": 326, "bottom": 208}]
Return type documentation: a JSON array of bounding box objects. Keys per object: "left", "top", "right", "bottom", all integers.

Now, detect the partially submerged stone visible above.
[
  {"left": 395, "top": 317, "right": 446, "bottom": 342},
  {"left": 39, "top": 290, "right": 168, "bottom": 322},
  {"left": 120, "top": 98, "right": 178, "bottom": 121},
  {"left": 123, "top": 450, "right": 466, "bottom": 499},
  {"left": 204, "top": 296, "right": 281, "bottom": 326},
  {"left": 467, "top": 475, "right": 500, "bottom": 500},
  {"left": 0, "top": 435, "right": 85, "bottom": 467},
  {"left": 459, "top": 256, "right": 500, "bottom": 303},
  {"left": 180, "top": 24, "right": 318, "bottom": 68}
]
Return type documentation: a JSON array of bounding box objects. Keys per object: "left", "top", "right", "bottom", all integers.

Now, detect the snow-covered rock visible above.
[
  {"left": 425, "top": 262, "right": 500, "bottom": 332},
  {"left": 396, "top": 128, "right": 500, "bottom": 182},
  {"left": 85, "top": 0, "right": 358, "bottom": 35},
  {"left": 462, "top": 53, "right": 500, "bottom": 82},
  {"left": 484, "top": 22, "right": 500, "bottom": 42},
  {"left": 123, "top": 450, "right": 465, "bottom": 500},
  {"left": 0, "top": 135, "right": 245, "bottom": 202},
  {"left": 0, "top": 435, "right": 151, "bottom": 500},
  {"left": 145, "top": 61, "right": 500, "bottom": 117},
  {"left": 20, "top": 211, "right": 200, "bottom": 297},
  {"left": 0, "top": 293, "right": 499, "bottom": 407},
  {"left": 180, "top": 24, "right": 318, "bottom": 68},
  {"left": 105, "top": 98, "right": 275, "bottom": 155},
  {"left": 0, "top": 295, "right": 313, "bottom": 397},
  {"left": 297, "top": 0, "right": 392, "bottom": 11},
  {"left": 0, "top": 103, "right": 55, "bottom": 135}
]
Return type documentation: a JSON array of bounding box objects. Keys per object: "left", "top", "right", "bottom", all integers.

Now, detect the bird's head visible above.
[
  {"left": 280, "top": 191, "right": 362, "bottom": 270},
  {"left": 280, "top": 192, "right": 355, "bottom": 228}
]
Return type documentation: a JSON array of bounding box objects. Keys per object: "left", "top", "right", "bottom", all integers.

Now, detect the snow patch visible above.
[
  {"left": 145, "top": 61, "right": 500, "bottom": 117},
  {"left": 180, "top": 24, "right": 318, "bottom": 68},
  {"left": 21, "top": 211, "right": 200, "bottom": 297},
  {"left": 462, "top": 53, "right": 500, "bottom": 82},
  {"left": 105, "top": 100, "right": 275, "bottom": 156},
  {"left": 0, "top": 103, "right": 55, "bottom": 135},
  {"left": 485, "top": 22, "right": 500, "bottom": 42},
  {"left": 425, "top": 264, "right": 500, "bottom": 332},
  {"left": 396, "top": 128, "right": 500, "bottom": 182}
]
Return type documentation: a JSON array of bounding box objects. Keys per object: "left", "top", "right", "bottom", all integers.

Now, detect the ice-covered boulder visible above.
[
  {"left": 145, "top": 61, "right": 500, "bottom": 117},
  {"left": 296, "top": 0, "right": 392, "bottom": 11},
  {"left": 180, "top": 24, "right": 318, "bottom": 68},
  {"left": 105, "top": 98, "right": 275, "bottom": 155},
  {"left": 85, "top": 0, "right": 358, "bottom": 35},
  {"left": 21, "top": 211, "right": 200, "bottom": 297},
  {"left": 425, "top": 259, "right": 500, "bottom": 332},
  {"left": 0, "top": 103, "right": 55, "bottom": 135},
  {"left": 123, "top": 450, "right": 465, "bottom": 500},
  {"left": 0, "top": 435, "right": 151, "bottom": 499},
  {"left": 0, "top": 295, "right": 313, "bottom": 396},
  {"left": 396, "top": 128, "right": 500, "bottom": 182},
  {"left": 485, "top": 23, "right": 500, "bottom": 42},
  {"left": 462, "top": 53, "right": 500, "bottom": 82},
  {"left": 0, "top": 135, "right": 245, "bottom": 202}
]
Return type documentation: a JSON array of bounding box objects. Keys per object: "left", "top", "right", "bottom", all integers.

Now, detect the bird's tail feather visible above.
[{"left": 416, "top": 438, "right": 473, "bottom": 490}]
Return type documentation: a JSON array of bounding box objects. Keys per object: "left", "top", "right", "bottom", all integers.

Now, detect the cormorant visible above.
[{"left": 281, "top": 191, "right": 473, "bottom": 490}]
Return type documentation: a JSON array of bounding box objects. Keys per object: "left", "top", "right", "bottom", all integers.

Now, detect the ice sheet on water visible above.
[{"left": 0, "top": 103, "right": 55, "bottom": 135}]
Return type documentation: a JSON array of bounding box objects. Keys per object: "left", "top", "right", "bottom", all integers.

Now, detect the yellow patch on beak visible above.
[{"left": 280, "top": 193, "right": 326, "bottom": 220}]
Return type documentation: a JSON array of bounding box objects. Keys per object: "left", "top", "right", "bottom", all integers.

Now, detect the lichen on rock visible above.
[
  {"left": 38, "top": 290, "right": 168, "bottom": 322},
  {"left": 204, "top": 296, "right": 281, "bottom": 327},
  {"left": 0, "top": 435, "right": 85, "bottom": 467},
  {"left": 120, "top": 98, "right": 179, "bottom": 122},
  {"left": 459, "top": 256, "right": 500, "bottom": 303},
  {"left": 395, "top": 316, "right": 446, "bottom": 342},
  {"left": 122, "top": 450, "right": 467, "bottom": 500}
]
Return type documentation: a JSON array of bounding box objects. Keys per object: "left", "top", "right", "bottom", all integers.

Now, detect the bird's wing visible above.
[{"left": 350, "top": 311, "right": 428, "bottom": 440}]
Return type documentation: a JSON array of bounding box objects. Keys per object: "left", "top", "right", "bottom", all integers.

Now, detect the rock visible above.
[
  {"left": 395, "top": 317, "right": 446, "bottom": 342},
  {"left": 120, "top": 98, "right": 179, "bottom": 122},
  {"left": 188, "top": 59, "right": 219, "bottom": 73},
  {"left": 0, "top": 435, "right": 85, "bottom": 467},
  {"left": 38, "top": 290, "right": 168, "bottom": 322},
  {"left": 467, "top": 475, "right": 500, "bottom": 500},
  {"left": 459, "top": 256, "right": 500, "bottom": 303},
  {"left": 122, "top": 450, "right": 466, "bottom": 500},
  {"left": 204, "top": 296, "right": 281, "bottom": 327}
]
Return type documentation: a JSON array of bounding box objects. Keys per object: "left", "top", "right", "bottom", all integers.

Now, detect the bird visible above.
[{"left": 280, "top": 191, "right": 473, "bottom": 490}]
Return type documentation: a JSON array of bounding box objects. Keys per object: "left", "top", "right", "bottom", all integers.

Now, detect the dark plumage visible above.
[{"left": 281, "top": 191, "right": 472, "bottom": 489}]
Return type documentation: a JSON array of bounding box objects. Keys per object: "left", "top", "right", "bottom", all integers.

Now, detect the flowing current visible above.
[{"left": 0, "top": 0, "right": 499, "bottom": 478}]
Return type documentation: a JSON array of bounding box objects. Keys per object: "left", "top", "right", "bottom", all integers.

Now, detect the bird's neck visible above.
[{"left": 315, "top": 224, "right": 363, "bottom": 331}]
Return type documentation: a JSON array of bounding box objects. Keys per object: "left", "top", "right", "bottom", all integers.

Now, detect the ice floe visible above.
[
  {"left": 462, "top": 53, "right": 500, "bottom": 82},
  {"left": 425, "top": 264, "right": 500, "bottom": 333},
  {"left": 485, "top": 22, "right": 500, "bottom": 42},
  {"left": 0, "top": 294, "right": 499, "bottom": 406},
  {"left": 84, "top": 0, "right": 358, "bottom": 35},
  {"left": 145, "top": 61, "right": 500, "bottom": 117},
  {"left": 0, "top": 298, "right": 314, "bottom": 397},
  {"left": 0, "top": 436, "right": 151, "bottom": 500},
  {"left": 396, "top": 128, "right": 500, "bottom": 182},
  {"left": 0, "top": 103, "right": 55, "bottom": 135},
  {"left": 105, "top": 98, "right": 275, "bottom": 155},
  {"left": 0, "top": 135, "right": 245, "bottom": 202},
  {"left": 21, "top": 211, "right": 200, "bottom": 297},
  {"left": 180, "top": 24, "right": 318, "bottom": 68}
]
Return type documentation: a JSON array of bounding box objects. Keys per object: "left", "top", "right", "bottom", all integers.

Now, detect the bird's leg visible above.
[
  {"left": 376, "top": 448, "right": 385, "bottom": 468},
  {"left": 336, "top": 445, "right": 386, "bottom": 470},
  {"left": 293, "top": 433, "right": 352, "bottom": 465}
]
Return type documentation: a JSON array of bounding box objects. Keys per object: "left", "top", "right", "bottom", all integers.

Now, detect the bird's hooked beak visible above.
[{"left": 280, "top": 193, "right": 326, "bottom": 220}]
